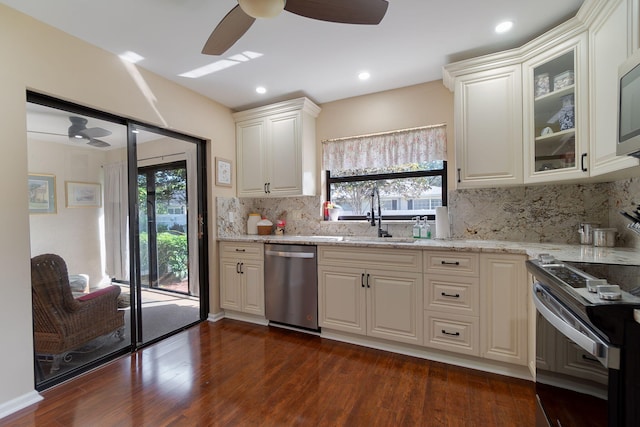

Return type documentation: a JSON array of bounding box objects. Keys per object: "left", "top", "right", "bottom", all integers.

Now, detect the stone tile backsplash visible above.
[{"left": 217, "top": 176, "right": 640, "bottom": 248}]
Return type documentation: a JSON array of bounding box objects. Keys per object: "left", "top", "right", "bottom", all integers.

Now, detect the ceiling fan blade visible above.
[
  {"left": 80, "top": 127, "right": 112, "bottom": 138},
  {"left": 202, "top": 5, "right": 256, "bottom": 55},
  {"left": 285, "top": 0, "right": 389, "bottom": 25},
  {"left": 87, "top": 139, "right": 111, "bottom": 148}
]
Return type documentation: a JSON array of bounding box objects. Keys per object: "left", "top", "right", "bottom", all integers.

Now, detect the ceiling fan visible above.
[
  {"left": 28, "top": 116, "right": 113, "bottom": 148},
  {"left": 67, "top": 117, "right": 112, "bottom": 147},
  {"left": 202, "top": 0, "right": 389, "bottom": 55}
]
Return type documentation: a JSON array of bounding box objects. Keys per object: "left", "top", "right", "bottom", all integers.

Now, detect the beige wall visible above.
[
  {"left": 316, "top": 81, "right": 455, "bottom": 190},
  {"left": 0, "top": 4, "right": 235, "bottom": 410}
]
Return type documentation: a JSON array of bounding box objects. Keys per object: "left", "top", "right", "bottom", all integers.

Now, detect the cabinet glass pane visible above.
[{"left": 533, "top": 50, "right": 576, "bottom": 172}]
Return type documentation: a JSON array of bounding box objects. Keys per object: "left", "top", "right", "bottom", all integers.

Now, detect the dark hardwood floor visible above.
[{"left": 2, "top": 320, "right": 535, "bottom": 426}]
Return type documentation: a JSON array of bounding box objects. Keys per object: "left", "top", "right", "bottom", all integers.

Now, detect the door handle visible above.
[
  {"left": 239, "top": 262, "right": 244, "bottom": 274},
  {"left": 236, "top": 262, "right": 240, "bottom": 274},
  {"left": 361, "top": 273, "right": 365, "bottom": 288},
  {"left": 457, "top": 168, "right": 461, "bottom": 183},
  {"left": 264, "top": 183, "right": 268, "bottom": 193},
  {"left": 266, "top": 182, "right": 271, "bottom": 193},
  {"left": 366, "top": 273, "right": 370, "bottom": 288},
  {"left": 581, "top": 153, "right": 588, "bottom": 172}
]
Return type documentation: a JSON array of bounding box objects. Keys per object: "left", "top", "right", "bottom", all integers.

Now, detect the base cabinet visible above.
[
  {"left": 480, "top": 253, "right": 528, "bottom": 366},
  {"left": 318, "top": 248, "right": 423, "bottom": 346},
  {"left": 219, "top": 242, "right": 264, "bottom": 316}
]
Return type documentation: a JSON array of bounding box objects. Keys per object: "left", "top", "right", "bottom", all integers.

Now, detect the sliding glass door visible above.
[
  {"left": 132, "top": 127, "right": 203, "bottom": 345},
  {"left": 27, "top": 93, "right": 208, "bottom": 390}
]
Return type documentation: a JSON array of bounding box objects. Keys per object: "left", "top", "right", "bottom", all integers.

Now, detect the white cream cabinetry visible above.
[
  {"left": 219, "top": 242, "right": 264, "bottom": 316},
  {"left": 589, "top": 0, "right": 639, "bottom": 175},
  {"left": 423, "top": 251, "right": 480, "bottom": 356},
  {"left": 452, "top": 65, "right": 523, "bottom": 188},
  {"left": 318, "top": 247, "right": 423, "bottom": 345},
  {"left": 443, "top": 0, "right": 639, "bottom": 188},
  {"left": 480, "top": 253, "right": 528, "bottom": 366},
  {"left": 233, "top": 97, "right": 321, "bottom": 197},
  {"left": 523, "top": 33, "right": 588, "bottom": 183}
]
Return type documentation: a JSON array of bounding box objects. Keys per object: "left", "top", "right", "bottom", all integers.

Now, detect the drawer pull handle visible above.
[
  {"left": 442, "top": 330, "right": 460, "bottom": 337},
  {"left": 235, "top": 249, "right": 246, "bottom": 252},
  {"left": 441, "top": 292, "right": 460, "bottom": 298},
  {"left": 441, "top": 261, "right": 460, "bottom": 266}
]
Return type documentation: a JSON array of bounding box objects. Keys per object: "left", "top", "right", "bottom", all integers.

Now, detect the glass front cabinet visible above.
[{"left": 523, "top": 33, "right": 588, "bottom": 183}]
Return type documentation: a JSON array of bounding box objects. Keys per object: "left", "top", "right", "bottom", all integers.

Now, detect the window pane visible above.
[{"left": 330, "top": 174, "right": 442, "bottom": 217}]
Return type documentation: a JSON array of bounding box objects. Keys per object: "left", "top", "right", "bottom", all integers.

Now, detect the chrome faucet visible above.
[{"left": 370, "top": 185, "right": 392, "bottom": 238}]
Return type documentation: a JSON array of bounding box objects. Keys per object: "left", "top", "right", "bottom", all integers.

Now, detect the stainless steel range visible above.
[{"left": 527, "top": 255, "right": 640, "bottom": 427}]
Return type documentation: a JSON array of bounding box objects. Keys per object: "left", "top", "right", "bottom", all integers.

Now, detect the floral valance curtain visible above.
[{"left": 322, "top": 124, "right": 447, "bottom": 171}]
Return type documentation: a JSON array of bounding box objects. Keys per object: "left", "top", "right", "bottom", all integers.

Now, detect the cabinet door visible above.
[
  {"left": 220, "top": 258, "right": 241, "bottom": 311},
  {"left": 367, "top": 270, "right": 423, "bottom": 345},
  {"left": 237, "top": 119, "right": 268, "bottom": 197},
  {"left": 266, "top": 111, "right": 301, "bottom": 196},
  {"left": 455, "top": 65, "right": 523, "bottom": 188},
  {"left": 318, "top": 265, "right": 366, "bottom": 335},
  {"left": 480, "top": 254, "right": 527, "bottom": 366},
  {"left": 242, "top": 260, "right": 264, "bottom": 316},
  {"left": 523, "top": 33, "right": 588, "bottom": 183},
  {"left": 589, "top": 0, "right": 639, "bottom": 175}
]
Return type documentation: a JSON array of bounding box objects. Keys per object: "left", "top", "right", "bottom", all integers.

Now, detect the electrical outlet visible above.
[{"left": 228, "top": 212, "right": 234, "bottom": 222}]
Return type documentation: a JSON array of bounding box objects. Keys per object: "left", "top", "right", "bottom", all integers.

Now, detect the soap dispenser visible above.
[
  {"left": 412, "top": 217, "right": 421, "bottom": 238},
  {"left": 422, "top": 216, "right": 432, "bottom": 239}
]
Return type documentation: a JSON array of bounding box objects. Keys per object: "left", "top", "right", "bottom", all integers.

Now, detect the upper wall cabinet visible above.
[
  {"left": 443, "top": 0, "right": 639, "bottom": 188},
  {"left": 233, "top": 97, "right": 321, "bottom": 197},
  {"left": 454, "top": 65, "right": 523, "bottom": 188},
  {"left": 588, "top": 0, "right": 639, "bottom": 175},
  {"left": 523, "top": 33, "right": 588, "bottom": 183}
]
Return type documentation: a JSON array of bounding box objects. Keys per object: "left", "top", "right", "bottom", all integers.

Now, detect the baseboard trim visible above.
[
  {"left": 320, "top": 329, "right": 533, "bottom": 381},
  {"left": 207, "top": 311, "right": 225, "bottom": 323},
  {"left": 0, "top": 390, "right": 43, "bottom": 420},
  {"left": 217, "top": 310, "right": 269, "bottom": 326}
]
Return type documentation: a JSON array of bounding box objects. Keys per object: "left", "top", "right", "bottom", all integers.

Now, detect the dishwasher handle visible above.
[{"left": 265, "top": 250, "right": 315, "bottom": 259}]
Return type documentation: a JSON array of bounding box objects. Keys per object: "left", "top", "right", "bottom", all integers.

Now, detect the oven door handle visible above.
[{"left": 533, "top": 283, "right": 619, "bottom": 369}]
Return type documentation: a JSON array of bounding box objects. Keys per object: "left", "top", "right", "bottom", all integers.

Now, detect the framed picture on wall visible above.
[
  {"left": 65, "top": 181, "right": 102, "bottom": 208},
  {"left": 215, "top": 157, "right": 232, "bottom": 187},
  {"left": 28, "top": 173, "right": 57, "bottom": 214}
]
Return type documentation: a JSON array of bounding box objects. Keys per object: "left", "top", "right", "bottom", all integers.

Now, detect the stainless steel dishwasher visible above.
[{"left": 264, "top": 244, "right": 318, "bottom": 330}]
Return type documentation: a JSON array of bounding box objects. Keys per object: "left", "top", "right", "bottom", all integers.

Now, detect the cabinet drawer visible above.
[
  {"left": 424, "top": 274, "right": 479, "bottom": 316},
  {"left": 318, "top": 246, "right": 422, "bottom": 272},
  {"left": 424, "top": 251, "right": 479, "bottom": 276},
  {"left": 219, "top": 241, "right": 264, "bottom": 260},
  {"left": 424, "top": 312, "right": 479, "bottom": 356}
]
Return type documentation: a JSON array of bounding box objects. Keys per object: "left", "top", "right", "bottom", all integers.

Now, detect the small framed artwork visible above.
[
  {"left": 28, "top": 173, "right": 57, "bottom": 214},
  {"left": 215, "top": 157, "right": 232, "bottom": 187},
  {"left": 65, "top": 181, "right": 102, "bottom": 208}
]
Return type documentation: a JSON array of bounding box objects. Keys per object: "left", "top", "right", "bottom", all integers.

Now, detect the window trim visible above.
[{"left": 325, "top": 161, "right": 447, "bottom": 221}]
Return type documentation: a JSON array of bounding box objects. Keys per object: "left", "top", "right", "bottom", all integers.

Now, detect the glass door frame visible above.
[{"left": 126, "top": 122, "right": 208, "bottom": 348}]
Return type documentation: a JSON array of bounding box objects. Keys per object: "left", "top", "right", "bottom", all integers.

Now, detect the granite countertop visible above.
[{"left": 218, "top": 235, "right": 640, "bottom": 266}]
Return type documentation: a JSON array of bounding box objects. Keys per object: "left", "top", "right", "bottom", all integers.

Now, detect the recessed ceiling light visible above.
[
  {"left": 495, "top": 21, "right": 513, "bottom": 34},
  {"left": 358, "top": 71, "right": 371, "bottom": 81},
  {"left": 256, "top": 86, "right": 267, "bottom": 94},
  {"left": 119, "top": 51, "right": 145, "bottom": 64}
]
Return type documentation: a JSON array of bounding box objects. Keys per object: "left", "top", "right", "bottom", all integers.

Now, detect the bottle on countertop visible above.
[
  {"left": 412, "top": 216, "right": 421, "bottom": 238},
  {"left": 422, "top": 216, "right": 432, "bottom": 239}
]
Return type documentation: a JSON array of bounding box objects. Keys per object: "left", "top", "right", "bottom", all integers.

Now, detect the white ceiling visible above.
[{"left": 2, "top": 0, "right": 584, "bottom": 111}]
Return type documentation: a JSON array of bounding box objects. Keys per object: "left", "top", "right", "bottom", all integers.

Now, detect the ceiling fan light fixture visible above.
[{"left": 238, "top": 0, "right": 285, "bottom": 19}]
